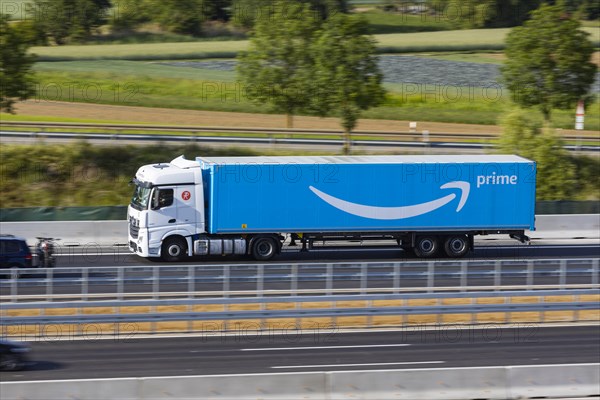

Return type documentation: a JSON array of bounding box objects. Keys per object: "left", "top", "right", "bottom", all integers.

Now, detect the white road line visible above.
[
  {"left": 242, "top": 344, "right": 411, "bottom": 351},
  {"left": 271, "top": 361, "right": 445, "bottom": 369}
]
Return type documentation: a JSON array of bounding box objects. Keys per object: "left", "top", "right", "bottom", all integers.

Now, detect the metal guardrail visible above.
[
  {"left": 1, "top": 290, "right": 598, "bottom": 332},
  {"left": 2, "top": 121, "right": 598, "bottom": 142},
  {"left": 1, "top": 258, "right": 599, "bottom": 302},
  {"left": 2, "top": 122, "right": 598, "bottom": 152}
]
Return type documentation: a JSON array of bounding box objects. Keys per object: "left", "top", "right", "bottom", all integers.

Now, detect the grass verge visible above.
[{"left": 23, "top": 68, "right": 600, "bottom": 131}]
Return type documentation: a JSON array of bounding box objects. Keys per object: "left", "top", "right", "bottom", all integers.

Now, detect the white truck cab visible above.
[{"left": 128, "top": 156, "right": 205, "bottom": 260}]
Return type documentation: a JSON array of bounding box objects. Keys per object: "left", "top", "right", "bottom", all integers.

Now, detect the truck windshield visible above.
[{"left": 130, "top": 184, "right": 152, "bottom": 211}]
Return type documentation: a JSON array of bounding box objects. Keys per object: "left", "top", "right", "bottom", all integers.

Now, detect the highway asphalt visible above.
[
  {"left": 2, "top": 325, "right": 598, "bottom": 381},
  {"left": 1, "top": 243, "right": 598, "bottom": 297},
  {"left": 49, "top": 242, "right": 600, "bottom": 267}
]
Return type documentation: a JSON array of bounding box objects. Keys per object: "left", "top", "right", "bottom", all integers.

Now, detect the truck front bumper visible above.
[{"left": 128, "top": 230, "right": 160, "bottom": 258}]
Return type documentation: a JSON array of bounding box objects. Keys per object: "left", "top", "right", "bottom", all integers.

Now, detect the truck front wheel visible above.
[
  {"left": 252, "top": 237, "right": 278, "bottom": 261},
  {"left": 162, "top": 237, "right": 187, "bottom": 262},
  {"left": 443, "top": 235, "right": 470, "bottom": 258},
  {"left": 414, "top": 236, "right": 439, "bottom": 258}
]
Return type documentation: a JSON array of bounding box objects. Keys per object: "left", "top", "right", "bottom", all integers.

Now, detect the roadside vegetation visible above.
[
  {"left": 0, "top": 142, "right": 258, "bottom": 207},
  {"left": 15, "top": 65, "right": 599, "bottom": 131},
  {"left": 1, "top": 1, "right": 599, "bottom": 205},
  {"left": 1, "top": 141, "right": 598, "bottom": 207}
]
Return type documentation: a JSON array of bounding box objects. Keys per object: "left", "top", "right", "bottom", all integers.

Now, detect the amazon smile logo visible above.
[{"left": 309, "top": 181, "right": 470, "bottom": 220}]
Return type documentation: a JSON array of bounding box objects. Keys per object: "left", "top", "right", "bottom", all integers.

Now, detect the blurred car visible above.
[
  {"left": 0, "top": 234, "right": 33, "bottom": 278},
  {"left": 0, "top": 339, "right": 30, "bottom": 371}
]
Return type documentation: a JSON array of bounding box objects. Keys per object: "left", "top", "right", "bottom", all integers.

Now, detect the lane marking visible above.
[
  {"left": 54, "top": 243, "right": 600, "bottom": 258},
  {"left": 11, "top": 322, "right": 598, "bottom": 342},
  {"left": 241, "top": 344, "right": 411, "bottom": 351},
  {"left": 3, "top": 363, "right": 598, "bottom": 383},
  {"left": 271, "top": 361, "right": 445, "bottom": 369}
]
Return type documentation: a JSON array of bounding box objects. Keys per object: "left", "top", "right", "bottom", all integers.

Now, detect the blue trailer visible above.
[{"left": 128, "top": 155, "right": 536, "bottom": 260}]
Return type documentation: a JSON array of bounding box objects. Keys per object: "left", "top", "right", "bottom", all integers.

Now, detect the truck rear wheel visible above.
[
  {"left": 252, "top": 237, "right": 278, "bottom": 261},
  {"left": 444, "top": 235, "right": 469, "bottom": 258},
  {"left": 414, "top": 236, "right": 439, "bottom": 258},
  {"left": 162, "top": 237, "right": 187, "bottom": 262}
]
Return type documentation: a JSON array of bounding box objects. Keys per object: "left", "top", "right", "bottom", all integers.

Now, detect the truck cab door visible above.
[
  {"left": 148, "top": 187, "right": 177, "bottom": 232},
  {"left": 175, "top": 185, "right": 197, "bottom": 232}
]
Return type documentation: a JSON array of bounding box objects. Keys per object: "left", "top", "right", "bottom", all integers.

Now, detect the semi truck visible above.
[{"left": 128, "top": 155, "right": 536, "bottom": 261}]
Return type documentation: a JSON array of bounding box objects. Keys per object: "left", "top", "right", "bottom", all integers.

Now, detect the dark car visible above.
[
  {"left": 0, "top": 339, "right": 30, "bottom": 371},
  {"left": 0, "top": 235, "right": 33, "bottom": 278}
]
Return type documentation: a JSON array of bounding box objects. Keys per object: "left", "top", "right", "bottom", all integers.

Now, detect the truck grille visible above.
[
  {"left": 129, "top": 216, "right": 140, "bottom": 238},
  {"left": 129, "top": 224, "right": 139, "bottom": 238}
]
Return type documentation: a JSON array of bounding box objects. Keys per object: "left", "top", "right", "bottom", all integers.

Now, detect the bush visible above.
[
  {"left": 497, "top": 109, "right": 577, "bottom": 200},
  {"left": 0, "top": 142, "right": 257, "bottom": 207}
]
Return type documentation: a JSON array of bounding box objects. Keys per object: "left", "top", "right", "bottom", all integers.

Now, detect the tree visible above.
[
  {"left": 497, "top": 109, "right": 576, "bottom": 200},
  {"left": 236, "top": 1, "right": 319, "bottom": 128},
  {"left": 501, "top": 3, "right": 596, "bottom": 121},
  {"left": 311, "top": 14, "right": 385, "bottom": 154},
  {"left": 31, "top": 0, "right": 112, "bottom": 44},
  {"left": 432, "top": 0, "right": 543, "bottom": 28},
  {"left": 146, "top": 0, "right": 205, "bottom": 36},
  {"left": 110, "top": 0, "right": 152, "bottom": 31},
  {"left": 232, "top": 0, "right": 348, "bottom": 29},
  {"left": 0, "top": 14, "right": 36, "bottom": 113}
]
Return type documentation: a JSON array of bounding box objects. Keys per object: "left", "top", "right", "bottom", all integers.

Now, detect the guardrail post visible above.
[
  {"left": 560, "top": 260, "right": 567, "bottom": 289},
  {"left": 292, "top": 265, "right": 299, "bottom": 329},
  {"left": 592, "top": 259, "right": 599, "bottom": 287},
  {"left": 326, "top": 264, "right": 333, "bottom": 296},
  {"left": 152, "top": 266, "right": 160, "bottom": 300},
  {"left": 223, "top": 265, "right": 230, "bottom": 296},
  {"left": 188, "top": 266, "right": 195, "bottom": 299},
  {"left": 460, "top": 261, "right": 467, "bottom": 292},
  {"left": 82, "top": 268, "right": 89, "bottom": 301},
  {"left": 188, "top": 266, "right": 195, "bottom": 333},
  {"left": 46, "top": 268, "right": 53, "bottom": 302},
  {"left": 257, "top": 264, "right": 264, "bottom": 298},
  {"left": 291, "top": 265, "right": 298, "bottom": 296},
  {"left": 494, "top": 260, "right": 501, "bottom": 291},
  {"left": 151, "top": 266, "right": 159, "bottom": 333},
  {"left": 574, "top": 293, "right": 580, "bottom": 322},
  {"left": 393, "top": 263, "right": 400, "bottom": 294},
  {"left": 117, "top": 267, "right": 124, "bottom": 301},
  {"left": 361, "top": 263, "right": 367, "bottom": 295},
  {"left": 257, "top": 264, "right": 265, "bottom": 330},
  {"left": 10, "top": 274, "right": 17, "bottom": 303},
  {"left": 223, "top": 265, "right": 230, "bottom": 331},
  {"left": 527, "top": 260, "right": 534, "bottom": 289},
  {"left": 540, "top": 295, "right": 545, "bottom": 323},
  {"left": 427, "top": 262, "right": 434, "bottom": 293}
]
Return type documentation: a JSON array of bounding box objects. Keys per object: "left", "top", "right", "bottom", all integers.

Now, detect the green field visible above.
[
  {"left": 362, "top": 9, "right": 455, "bottom": 34},
  {"left": 24, "top": 60, "right": 600, "bottom": 131},
  {"left": 30, "top": 28, "right": 599, "bottom": 61}
]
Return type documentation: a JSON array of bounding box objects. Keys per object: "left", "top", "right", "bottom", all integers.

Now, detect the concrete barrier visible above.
[
  {"left": 329, "top": 367, "right": 509, "bottom": 399},
  {"left": 2, "top": 364, "right": 599, "bottom": 400},
  {"left": 1, "top": 220, "right": 127, "bottom": 246},
  {"left": 508, "top": 363, "right": 600, "bottom": 399},
  {"left": 1, "top": 214, "right": 598, "bottom": 246}
]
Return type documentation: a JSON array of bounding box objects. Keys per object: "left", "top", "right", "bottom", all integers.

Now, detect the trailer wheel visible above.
[
  {"left": 444, "top": 235, "right": 469, "bottom": 258},
  {"left": 162, "top": 237, "right": 187, "bottom": 262},
  {"left": 414, "top": 236, "right": 439, "bottom": 258},
  {"left": 252, "top": 237, "right": 278, "bottom": 261}
]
